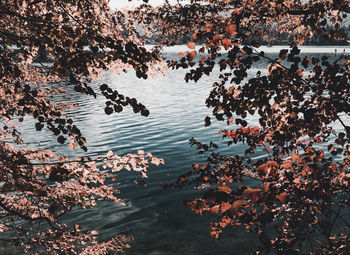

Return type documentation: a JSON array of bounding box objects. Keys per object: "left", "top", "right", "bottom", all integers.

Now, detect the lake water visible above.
[{"left": 5, "top": 45, "right": 350, "bottom": 254}]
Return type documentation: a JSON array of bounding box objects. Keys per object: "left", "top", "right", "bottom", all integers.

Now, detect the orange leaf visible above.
[
  {"left": 266, "top": 161, "right": 278, "bottom": 167},
  {"left": 290, "top": 153, "right": 300, "bottom": 162},
  {"left": 187, "top": 41, "right": 196, "bottom": 49},
  {"left": 276, "top": 192, "right": 288, "bottom": 203},
  {"left": 217, "top": 185, "right": 232, "bottom": 194},
  {"left": 227, "top": 118, "right": 233, "bottom": 125},
  {"left": 257, "top": 161, "right": 278, "bottom": 176},
  {"left": 210, "top": 231, "right": 219, "bottom": 239},
  {"left": 221, "top": 202, "right": 231, "bottom": 213},
  {"left": 296, "top": 69, "right": 303, "bottom": 77},
  {"left": 243, "top": 188, "right": 261, "bottom": 202},
  {"left": 225, "top": 24, "right": 237, "bottom": 37},
  {"left": 281, "top": 162, "right": 292, "bottom": 169},
  {"left": 221, "top": 38, "right": 231, "bottom": 50},
  {"left": 232, "top": 8, "right": 240, "bottom": 15},
  {"left": 209, "top": 35, "right": 223, "bottom": 45},
  {"left": 264, "top": 182, "right": 270, "bottom": 192},
  {"left": 178, "top": 52, "right": 186, "bottom": 57},
  {"left": 210, "top": 205, "right": 220, "bottom": 214},
  {"left": 203, "top": 23, "right": 213, "bottom": 33},
  {"left": 229, "top": 200, "right": 247, "bottom": 215}
]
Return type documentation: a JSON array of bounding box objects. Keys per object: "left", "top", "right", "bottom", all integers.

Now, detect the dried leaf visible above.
[
  {"left": 243, "top": 188, "right": 261, "bottom": 202},
  {"left": 221, "top": 202, "right": 231, "bottom": 213},
  {"left": 276, "top": 192, "right": 288, "bottom": 203},
  {"left": 221, "top": 38, "right": 231, "bottom": 50},
  {"left": 210, "top": 205, "right": 220, "bottom": 214},
  {"left": 226, "top": 24, "right": 237, "bottom": 36},
  {"left": 217, "top": 185, "right": 232, "bottom": 194},
  {"left": 229, "top": 200, "right": 247, "bottom": 215},
  {"left": 290, "top": 154, "right": 300, "bottom": 162}
]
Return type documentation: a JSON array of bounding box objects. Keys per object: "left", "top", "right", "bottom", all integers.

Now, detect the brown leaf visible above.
[
  {"left": 290, "top": 153, "right": 300, "bottom": 162},
  {"left": 266, "top": 161, "right": 278, "bottom": 167},
  {"left": 243, "top": 188, "right": 261, "bottom": 202},
  {"left": 217, "top": 185, "right": 231, "bottom": 194},
  {"left": 210, "top": 205, "right": 220, "bottom": 214},
  {"left": 281, "top": 162, "right": 292, "bottom": 169},
  {"left": 203, "top": 23, "right": 213, "bottom": 32},
  {"left": 221, "top": 38, "right": 231, "bottom": 50},
  {"left": 257, "top": 161, "right": 278, "bottom": 176},
  {"left": 276, "top": 192, "right": 288, "bottom": 203},
  {"left": 229, "top": 200, "right": 247, "bottom": 215},
  {"left": 221, "top": 202, "right": 231, "bottom": 213},
  {"left": 264, "top": 182, "right": 270, "bottom": 192},
  {"left": 211, "top": 35, "right": 222, "bottom": 44},
  {"left": 226, "top": 24, "right": 237, "bottom": 36},
  {"left": 296, "top": 69, "right": 303, "bottom": 77}
]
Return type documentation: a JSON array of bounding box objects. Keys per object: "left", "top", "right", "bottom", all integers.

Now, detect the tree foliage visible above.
[
  {"left": 0, "top": 0, "right": 164, "bottom": 254},
  {"left": 130, "top": 0, "right": 350, "bottom": 254},
  {"left": 1, "top": 0, "right": 350, "bottom": 254}
]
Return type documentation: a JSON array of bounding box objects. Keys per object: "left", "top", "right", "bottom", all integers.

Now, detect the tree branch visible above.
[{"left": 0, "top": 199, "right": 45, "bottom": 222}]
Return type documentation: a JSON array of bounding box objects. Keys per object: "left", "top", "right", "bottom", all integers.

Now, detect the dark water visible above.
[{"left": 6, "top": 46, "right": 350, "bottom": 254}]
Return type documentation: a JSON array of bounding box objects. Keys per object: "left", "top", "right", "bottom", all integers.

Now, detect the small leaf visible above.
[
  {"left": 188, "top": 50, "right": 197, "bottom": 61},
  {"left": 221, "top": 202, "right": 231, "bottom": 213},
  {"left": 57, "top": 136, "right": 65, "bottom": 144},
  {"left": 276, "top": 192, "right": 288, "bottom": 203},
  {"left": 217, "top": 185, "right": 231, "bottom": 194},
  {"left": 290, "top": 153, "right": 300, "bottom": 162},
  {"left": 243, "top": 187, "right": 261, "bottom": 202},
  {"left": 105, "top": 107, "right": 113, "bottom": 115},
  {"left": 210, "top": 205, "right": 220, "bottom": 214},
  {"left": 264, "top": 182, "right": 270, "bottom": 192},
  {"left": 229, "top": 200, "right": 247, "bottom": 215},
  {"left": 225, "top": 24, "right": 237, "bottom": 36},
  {"left": 296, "top": 69, "right": 303, "bottom": 77},
  {"left": 281, "top": 162, "right": 292, "bottom": 169},
  {"left": 204, "top": 116, "right": 211, "bottom": 127},
  {"left": 187, "top": 41, "right": 196, "bottom": 49},
  {"left": 221, "top": 38, "right": 231, "bottom": 50}
]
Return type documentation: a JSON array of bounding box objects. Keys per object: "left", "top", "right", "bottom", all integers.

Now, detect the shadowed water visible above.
[{"left": 4, "top": 46, "right": 350, "bottom": 254}]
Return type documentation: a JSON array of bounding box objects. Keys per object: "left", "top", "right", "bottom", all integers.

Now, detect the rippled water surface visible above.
[{"left": 9, "top": 46, "right": 350, "bottom": 254}]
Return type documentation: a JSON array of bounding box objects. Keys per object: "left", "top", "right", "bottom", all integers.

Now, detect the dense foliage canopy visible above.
[{"left": 1, "top": 0, "right": 350, "bottom": 254}]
